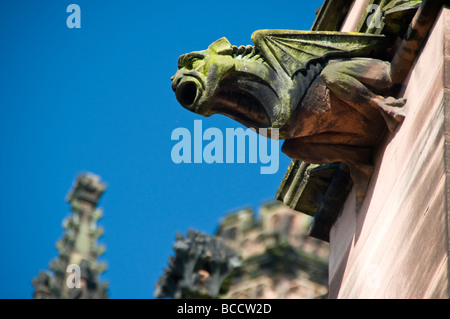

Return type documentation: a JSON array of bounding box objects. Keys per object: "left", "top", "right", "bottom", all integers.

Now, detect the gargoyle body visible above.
[{"left": 171, "top": 30, "right": 406, "bottom": 203}]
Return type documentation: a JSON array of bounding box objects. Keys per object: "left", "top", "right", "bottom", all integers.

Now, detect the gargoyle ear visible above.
[{"left": 208, "top": 37, "right": 233, "bottom": 55}]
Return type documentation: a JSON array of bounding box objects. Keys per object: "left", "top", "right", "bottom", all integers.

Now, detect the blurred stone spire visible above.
[{"left": 32, "top": 173, "right": 109, "bottom": 299}]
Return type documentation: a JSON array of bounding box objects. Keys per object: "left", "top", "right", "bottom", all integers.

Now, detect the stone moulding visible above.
[
  {"left": 312, "top": 0, "right": 354, "bottom": 31},
  {"left": 276, "top": 161, "right": 337, "bottom": 217}
]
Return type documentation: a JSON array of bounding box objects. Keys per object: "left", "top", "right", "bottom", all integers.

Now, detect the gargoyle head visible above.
[{"left": 171, "top": 37, "right": 296, "bottom": 137}]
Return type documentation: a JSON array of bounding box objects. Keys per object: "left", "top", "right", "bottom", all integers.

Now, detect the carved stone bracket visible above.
[{"left": 276, "top": 161, "right": 352, "bottom": 242}]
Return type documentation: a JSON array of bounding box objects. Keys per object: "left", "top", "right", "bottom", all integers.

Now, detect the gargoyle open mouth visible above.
[
  {"left": 174, "top": 76, "right": 204, "bottom": 110},
  {"left": 172, "top": 72, "right": 272, "bottom": 128}
]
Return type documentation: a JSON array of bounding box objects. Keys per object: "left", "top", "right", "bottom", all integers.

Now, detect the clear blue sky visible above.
[{"left": 0, "top": 0, "right": 320, "bottom": 299}]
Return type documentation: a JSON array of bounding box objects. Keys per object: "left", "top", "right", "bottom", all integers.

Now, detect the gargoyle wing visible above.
[{"left": 251, "top": 30, "right": 387, "bottom": 78}]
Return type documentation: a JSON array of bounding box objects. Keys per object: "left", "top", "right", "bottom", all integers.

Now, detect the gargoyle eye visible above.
[{"left": 178, "top": 53, "right": 205, "bottom": 69}]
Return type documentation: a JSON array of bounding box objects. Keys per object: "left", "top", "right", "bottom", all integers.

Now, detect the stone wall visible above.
[{"left": 329, "top": 6, "right": 450, "bottom": 299}]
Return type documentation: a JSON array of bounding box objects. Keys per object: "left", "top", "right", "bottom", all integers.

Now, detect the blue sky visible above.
[{"left": 0, "top": 1, "right": 320, "bottom": 299}]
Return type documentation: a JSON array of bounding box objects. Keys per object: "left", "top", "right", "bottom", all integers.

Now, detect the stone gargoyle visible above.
[{"left": 171, "top": 30, "right": 406, "bottom": 204}]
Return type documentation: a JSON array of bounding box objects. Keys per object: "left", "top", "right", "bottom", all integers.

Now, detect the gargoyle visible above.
[{"left": 171, "top": 30, "right": 406, "bottom": 204}]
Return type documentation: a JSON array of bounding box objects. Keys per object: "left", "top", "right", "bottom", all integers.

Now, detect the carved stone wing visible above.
[{"left": 251, "top": 30, "right": 387, "bottom": 78}]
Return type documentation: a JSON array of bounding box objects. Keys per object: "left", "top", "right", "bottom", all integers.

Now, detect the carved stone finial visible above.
[
  {"left": 154, "top": 229, "right": 241, "bottom": 299},
  {"left": 66, "top": 172, "right": 106, "bottom": 206}
]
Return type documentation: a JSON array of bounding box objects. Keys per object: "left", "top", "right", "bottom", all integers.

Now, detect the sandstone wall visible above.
[{"left": 329, "top": 6, "right": 450, "bottom": 299}]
